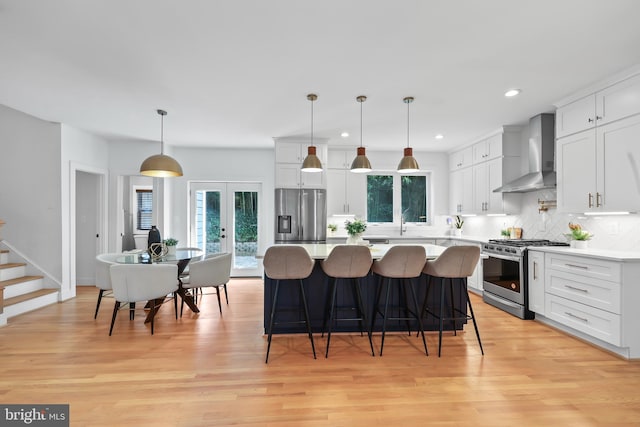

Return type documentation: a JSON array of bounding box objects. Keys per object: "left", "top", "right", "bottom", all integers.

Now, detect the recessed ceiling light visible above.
[
  {"left": 435, "top": 134, "right": 444, "bottom": 140},
  {"left": 504, "top": 89, "right": 521, "bottom": 97},
  {"left": 341, "top": 132, "right": 349, "bottom": 138}
]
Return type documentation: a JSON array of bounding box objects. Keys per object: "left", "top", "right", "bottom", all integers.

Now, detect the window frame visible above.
[{"left": 366, "top": 172, "right": 432, "bottom": 226}]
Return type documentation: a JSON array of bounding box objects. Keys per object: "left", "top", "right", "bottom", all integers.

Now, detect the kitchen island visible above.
[{"left": 262, "top": 243, "right": 470, "bottom": 334}]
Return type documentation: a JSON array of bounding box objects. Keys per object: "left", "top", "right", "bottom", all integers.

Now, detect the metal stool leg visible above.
[
  {"left": 265, "top": 280, "right": 280, "bottom": 363},
  {"left": 298, "top": 279, "right": 316, "bottom": 359},
  {"left": 324, "top": 278, "right": 339, "bottom": 358}
]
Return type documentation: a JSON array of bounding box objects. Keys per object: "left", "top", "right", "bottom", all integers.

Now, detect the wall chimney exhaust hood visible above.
[{"left": 493, "top": 113, "right": 556, "bottom": 193}]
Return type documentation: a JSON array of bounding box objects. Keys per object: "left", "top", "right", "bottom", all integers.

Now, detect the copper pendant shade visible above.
[
  {"left": 140, "top": 109, "right": 183, "bottom": 177},
  {"left": 350, "top": 95, "right": 372, "bottom": 173},
  {"left": 397, "top": 97, "right": 420, "bottom": 173},
  {"left": 301, "top": 94, "right": 323, "bottom": 172}
]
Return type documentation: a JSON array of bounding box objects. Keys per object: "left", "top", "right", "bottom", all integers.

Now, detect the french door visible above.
[{"left": 189, "top": 182, "right": 261, "bottom": 277}]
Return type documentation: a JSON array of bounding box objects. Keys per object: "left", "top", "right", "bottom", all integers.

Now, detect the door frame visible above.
[{"left": 189, "top": 181, "right": 262, "bottom": 277}]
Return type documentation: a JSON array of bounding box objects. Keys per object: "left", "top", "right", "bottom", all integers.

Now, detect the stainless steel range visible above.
[{"left": 482, "top": 239, "right": 569, "bottom": 319}]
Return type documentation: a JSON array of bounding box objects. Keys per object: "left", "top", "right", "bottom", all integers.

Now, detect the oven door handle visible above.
[{"left": 483, "top": 252, "right": 521, "bottom": 263}]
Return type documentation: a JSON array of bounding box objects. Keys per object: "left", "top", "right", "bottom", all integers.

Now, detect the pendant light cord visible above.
[
  {"left": 310, "top": 97, "right": 314, "bottom": 147},
  {"left": 360, "top": 99, "right": 363, "bottom": 148},
  {"left": 406, "top": 99, "right": 410, "bottom": 148},
  {"left": 160, "top": 113, "right": 164, "bottom": 155}
]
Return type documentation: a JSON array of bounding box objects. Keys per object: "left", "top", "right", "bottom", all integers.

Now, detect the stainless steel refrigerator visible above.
[{"left": 275, "top": 188, "right": 326, "bottom": 243}]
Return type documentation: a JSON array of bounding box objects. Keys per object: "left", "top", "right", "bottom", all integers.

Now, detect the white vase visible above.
[
  {"left": 570, "top": 240, "right": 589, "bottom": 249},
  {"left": 167, "top": 245, "right": 177, "bottom": 256},
  {"left": 453, "top": 229, "right": 462, "bottom": 237},
  {"left": 347, "top": 234, "right": 363, "bottom": 245}
]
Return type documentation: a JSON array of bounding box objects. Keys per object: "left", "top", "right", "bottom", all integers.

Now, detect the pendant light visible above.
[
  {"left": 350, "top": 95, "right": 372, "bottom": 173},
  {"left": 140, "top": 109, "right": 183, "bottom": 177},
  {"left": 397, "top": 96, "right": 420, "bottom": 173},
  {"left": 301, "top": 93, "right": 323, "bottom": 172}
]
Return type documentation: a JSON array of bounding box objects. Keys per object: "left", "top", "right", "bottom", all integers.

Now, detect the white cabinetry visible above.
[
  {"left": 326, "top": 169, "right": 366, "bottom": 216},
  {"left": 274, "top": 139, "right": 327, "bottom": 188},
  {"left": 556, "top": 73, "right": 640, "bottom": 139},
  {"left": 556, "top": 71, "right": 640, "bottom": 213},
  {"left": 536, "top": 251, "right": 640, "bottom": 358},
  {"left": 450, "top": 167, "right": 473, "bottom": 215},
  {"left": 557, "top": 113, "right": 640, "bottom": 212},
  {"left": 544, "top": 253, "right": 622, "bottom": 346},
  {"left": 449, "top": 146, "right": 473, "bottom": 171},
  {"left": 527, "top": 250, "right": 545, "bottom": 315},
  {"left": 449, "top": 127, "right": 521, "bottom": 215}
]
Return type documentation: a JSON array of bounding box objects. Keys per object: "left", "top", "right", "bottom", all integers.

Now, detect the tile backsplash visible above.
[{"left": 460, "top": 189, "right": 640, "bottom": 251}]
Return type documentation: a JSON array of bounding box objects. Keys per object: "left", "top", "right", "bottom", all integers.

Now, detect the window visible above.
[
  {"left": 367, "top": 174, "right": 430, "bottom": 224},
  {"left": 136, "top": 189, "right": 153, "bottom": 231}
]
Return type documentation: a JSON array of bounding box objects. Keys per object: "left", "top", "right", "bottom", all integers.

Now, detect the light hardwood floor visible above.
[{"left": 1, "top": 279, "right": 639, "bottom": 426}]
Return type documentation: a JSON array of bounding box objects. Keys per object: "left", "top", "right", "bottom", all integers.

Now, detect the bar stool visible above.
[
  {"left": 262, "top": 245, "right": 316, "bottom": 363},
  {"left": 320, "top": 245, "right": 374, "bottom": 357},
  {"left": 421, "top": 245, "right": 483, "bottom": 357},
  {"left": 371, "top": 245, "right": 428, "bottom": 356}
]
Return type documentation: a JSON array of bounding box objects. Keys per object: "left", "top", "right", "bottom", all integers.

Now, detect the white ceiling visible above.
[{"left": 2, "top": 1, "right": 640, "bottom": 152}]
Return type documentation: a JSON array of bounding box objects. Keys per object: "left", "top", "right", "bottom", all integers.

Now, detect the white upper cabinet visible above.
[
  {"left": 326, "top": 169, "right": 366, "bottom": 216},
  {"left": 556, "top": 72, "right": 640, "bottom": 139},
  {"left": 556, "top": 71, "right": 640, "bottom": 212},
  {"left": 450, "top": 167, "right": 473, "bottom": 215},
  {"left": 449, "top": 127, "right": 522, "bottom": 215},
  {"left": 449, "top": 146, "right": 473, "bottom": 171},
  {"left": 274, "top": 139, "right": 327, "bottom": 188},
  {"left": 327, "top": 149, "right": 356, "bottom": 169}
]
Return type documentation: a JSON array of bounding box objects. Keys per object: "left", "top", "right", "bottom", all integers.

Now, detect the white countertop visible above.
[
  {"left": 263, "top": 243, "right": 446, "bottom": 260},
  {"left": 526, "top": 245, "right": 640, "bottom": 261}
]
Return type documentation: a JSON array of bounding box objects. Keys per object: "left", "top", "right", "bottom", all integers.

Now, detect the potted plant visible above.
[
  {"left": 344, "top": 218, "right": 367, "bottom": 244},
  {"left": 565, "top": 222, "right": 592, "bottom": 249},
  {"left": 327, "top": 223, "right": 337, "bottom": 236},
  {"left": 163, "top": 237, "right": 178, "bottom": 255},
  {"left": 453, "top": 215, "right": 464, "bottom": 237}
]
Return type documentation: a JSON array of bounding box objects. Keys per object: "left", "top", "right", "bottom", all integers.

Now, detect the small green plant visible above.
[
  {"left": 327, "top": 223, "right": 337, "bottom": 232},
  {"left": 566, "top": 223, "right": 592, "bottom": 241},
  {"left": 163, "top": 237, "right": 178, "bottom": 246},
  {"left": 501, "top": 229, "right": 511, "bottom": 237},
  {"left": 345, "top": 218, "right": 367, "bottom": 236},
  {"left": 454, "top": 215, "right": 464, "bottom": 229}
]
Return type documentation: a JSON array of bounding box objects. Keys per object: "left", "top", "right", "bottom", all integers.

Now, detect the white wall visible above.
[
  {"left": 170, "top": 146, "right": 275, "bottom": 251},
  {"left": 61, "top": 124, "right": 110, "bottom": 298},
  {"left": 0, "top": 104, "right": 62, "bottom": 287}
]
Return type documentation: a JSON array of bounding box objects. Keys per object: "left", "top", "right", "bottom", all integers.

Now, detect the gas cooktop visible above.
[
  {"left": 483, "top": 239, "right": 570, "bottom": 256},
  {"left": 487, "top": 239, "right": 570, "bottom": 247}
]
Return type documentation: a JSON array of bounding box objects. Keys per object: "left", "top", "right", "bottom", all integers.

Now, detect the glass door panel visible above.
[{"left": 190, "top": 182, "right": 261, "bottom": 277}]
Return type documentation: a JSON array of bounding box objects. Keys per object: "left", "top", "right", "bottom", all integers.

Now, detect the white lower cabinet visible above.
[
  {"left": 527, "top": 250, "right": 545, "bottom": 315},
  {"left": 537, "top": 251, "right": 640, "bottom": 358}
]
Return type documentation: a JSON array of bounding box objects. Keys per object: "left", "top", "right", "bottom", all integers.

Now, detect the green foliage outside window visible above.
[{"left": 367, "top": 175, "right": 393, "bottom": 222}]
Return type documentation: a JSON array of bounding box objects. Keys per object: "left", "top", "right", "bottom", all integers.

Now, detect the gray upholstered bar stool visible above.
[
  {"left": 320, "top": 245, "right": 374, "bottom": 357},
  {"left": 421, "top": 245, "right": 483, "bottom": 357},
  {"left": 262, "top": 245, "right": 316, "bottom": 363},
  {"left": 371, "top": 245, "right": 428, "bottom": 356}
]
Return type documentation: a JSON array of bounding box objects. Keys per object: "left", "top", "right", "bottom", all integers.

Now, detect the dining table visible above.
[{"left": 114, "top": 248, "right": 204, "bottom": 320}]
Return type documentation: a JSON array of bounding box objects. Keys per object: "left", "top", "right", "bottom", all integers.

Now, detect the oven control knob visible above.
[{"left": 511, "top": 283, "right": 517, "bottom": 290}]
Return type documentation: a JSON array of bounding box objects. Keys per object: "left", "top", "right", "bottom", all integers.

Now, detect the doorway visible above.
[{"left": 189, "top": 182, "right": 261, "bottom": 277}]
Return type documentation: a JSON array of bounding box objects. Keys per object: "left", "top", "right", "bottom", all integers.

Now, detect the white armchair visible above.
[
  {"left": 180, "top": 253, "right": 232, "bottom": 315},
  {"left": 94, "top": 253, "right": 122, "bottom": 319},
  {"left": 108, "top": 263, "right": 178, "bottom": 335}
]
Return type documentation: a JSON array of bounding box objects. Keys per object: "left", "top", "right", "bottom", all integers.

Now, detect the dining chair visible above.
[
  {"left": 262, "top": 245, "right": 316, "bottom": 363},
  {"left": 179, "top": 252, "right": 232, "bottom": 315},
  {"left": 108, "top": 263, "right": 178, "bottom": 335},
  {"left": 420, "top": 245, "right": 483, "bottom": 356},
  {"left": 370, "top": 245, "right": 428, "bottom": 356},
  {"left": 320, "top": 245, "right": 374, "bottom": 357},
  {"left": 94, "top": 253, "right": 122, "bottom": 319}
]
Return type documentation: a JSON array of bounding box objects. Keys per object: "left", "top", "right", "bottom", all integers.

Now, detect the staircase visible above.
[{"left": 1, "top": 222, "right": 60, "bottom": 325}]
